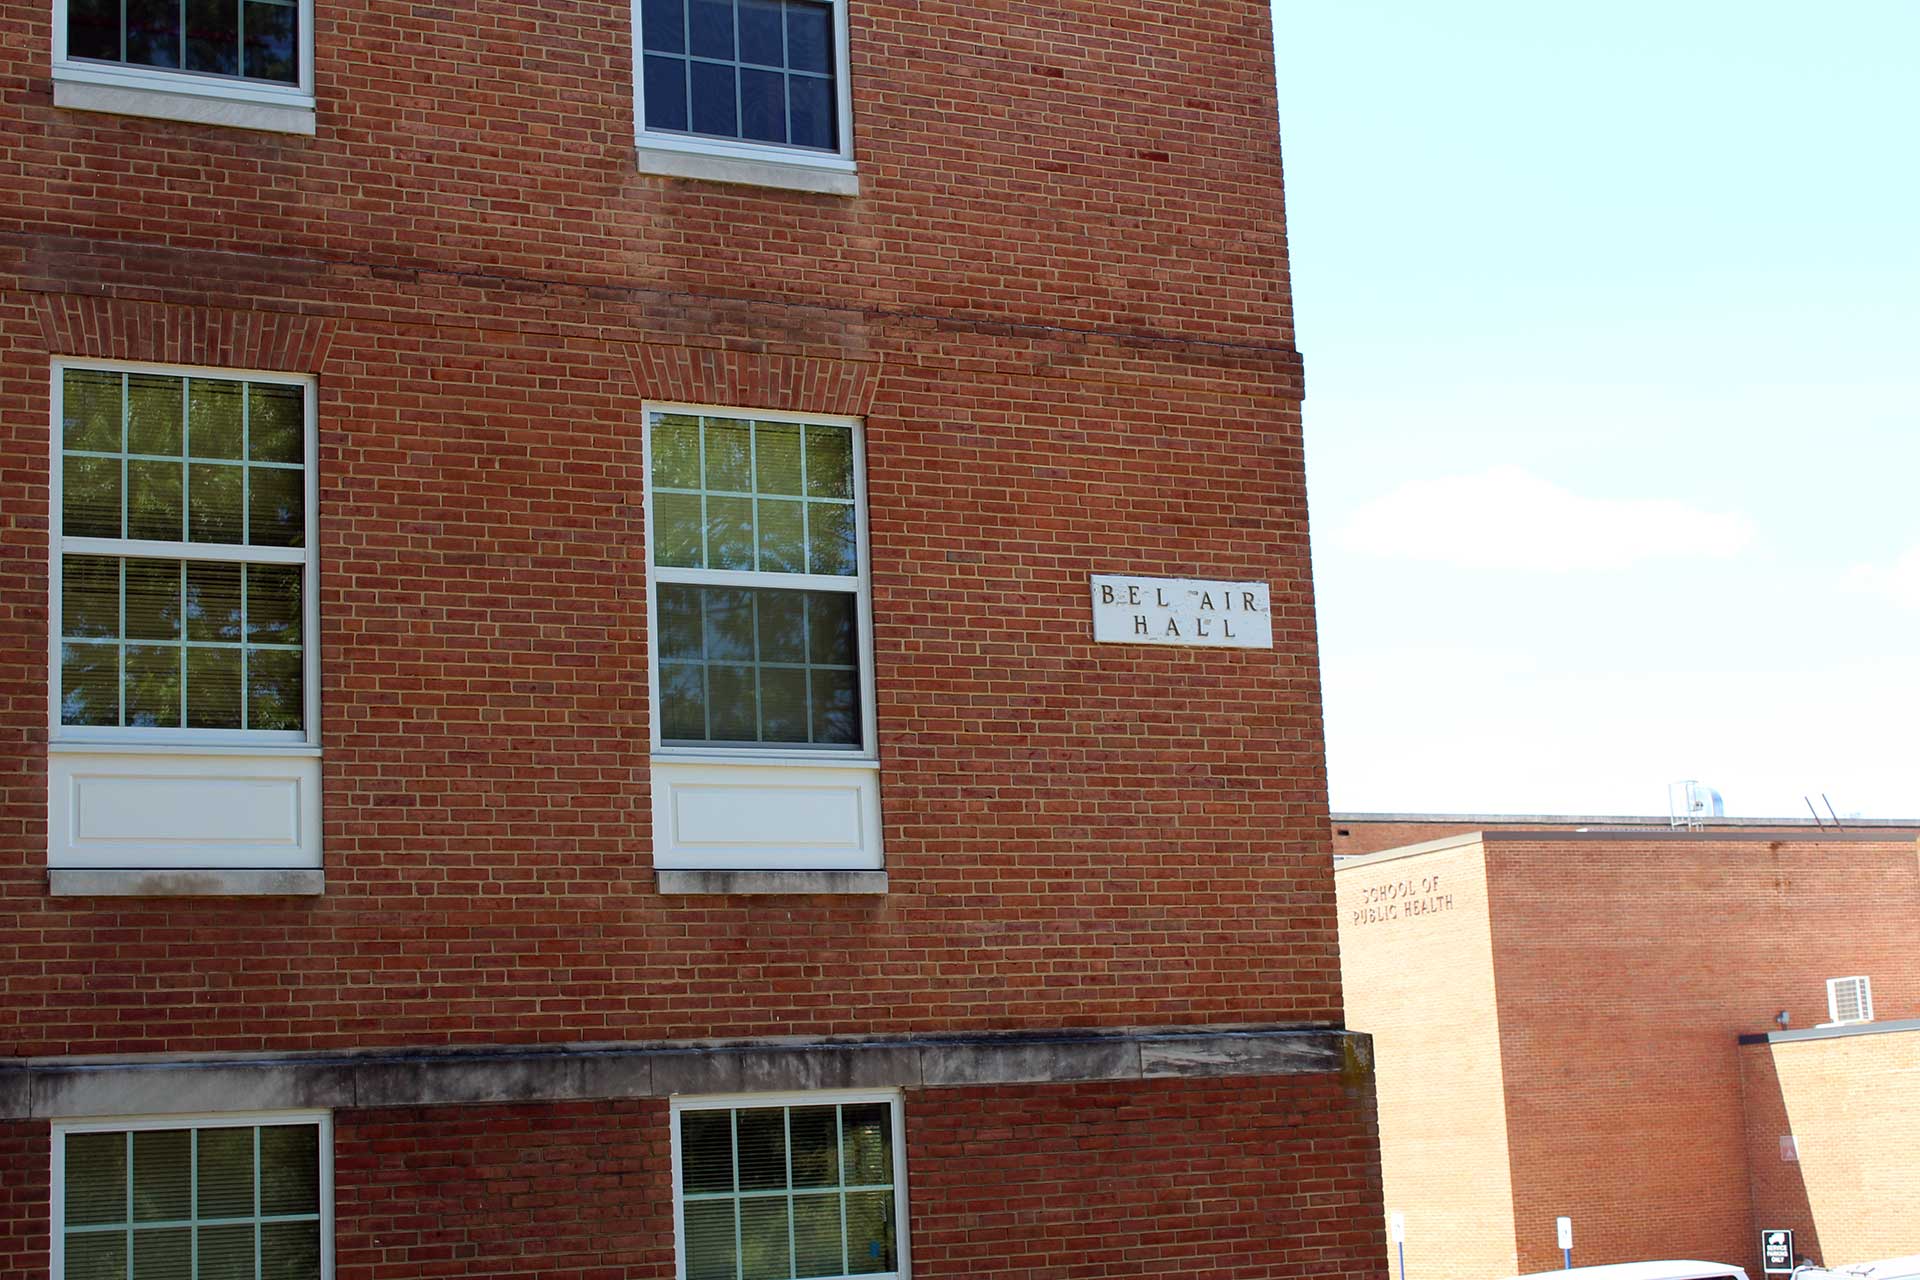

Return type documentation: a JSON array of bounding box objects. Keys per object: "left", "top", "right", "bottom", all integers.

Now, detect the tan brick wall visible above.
[
  {"left": 1743, "top": 1030, "right": 1920, "bottom": 1267},
  {"left": 1338, "top": 839, "right": 1518, "bottom": 1280}
]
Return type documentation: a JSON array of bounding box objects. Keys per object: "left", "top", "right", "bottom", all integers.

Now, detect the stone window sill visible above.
[
  {"left": 635, "top": 143, "right": 858, "bottom": 197},
  {"left": 54, "top": 77, "right": 316, "bottom": 136},
  {"left": 49, "top": 869, "right": 325, "bottom": 897},
  {"left": 655, "top": 870, "right": 888, "bottom": 896}
]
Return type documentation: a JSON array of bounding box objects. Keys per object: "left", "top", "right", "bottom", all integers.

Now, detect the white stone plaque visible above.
[{"left": 1089, "top": 575, "right": 1272, "bottom": 648}]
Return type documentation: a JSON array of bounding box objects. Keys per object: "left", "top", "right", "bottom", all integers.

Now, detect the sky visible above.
[{"left": 1269, "top": 1, "right": 1919, "bottom": 819}]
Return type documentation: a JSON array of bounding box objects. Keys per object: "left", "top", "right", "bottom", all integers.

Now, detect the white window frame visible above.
[
  {"left": 50, "top": 0, "right": 317, "bottom": 111},
  {"left": 50, "top": 1110, "right": 335, "bottom": 1280},
  {"left": 1825, "top": 975, "right": 1874, "bottom": 1026},
  {"left": 669, "top": 1089, "right": 909, "bottom": 1280},
  {"left": 642, "top": 402, "right": 878, "bottom": 766},
  {"left": 50, "top": 359, "right": 322, "bottom": 753},
  {"left": 629, "top": 0, "right": 857, "bottom": 191}
]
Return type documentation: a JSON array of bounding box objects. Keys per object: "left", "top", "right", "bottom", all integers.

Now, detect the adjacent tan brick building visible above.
[{"left": 1337, "top": 826, "right": 1920, "bottom": 1280}]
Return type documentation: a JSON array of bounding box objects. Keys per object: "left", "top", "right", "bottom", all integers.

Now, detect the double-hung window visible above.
[
  {"left": 644, "top": 406, "right": 882, "bottom": 875},
  {"left": 633, "top": 0, "right": 857, "bottom": 195},
  {"left": 53, "top": 1112, "right": 332, "bottom": 1280},
  {"left": 52, "top": 0, "right": 318, "bottom": 134},
  {"left": 49, "top": 362, "right": 322, "bottom": 878},
  {"left": 672, "top": 1093, "right": 906, "bottom": 1280}
]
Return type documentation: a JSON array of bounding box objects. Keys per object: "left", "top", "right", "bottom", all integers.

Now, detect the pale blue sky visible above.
[{"left": 1271, "top": 1, "right": 1919, "bottom": 818}]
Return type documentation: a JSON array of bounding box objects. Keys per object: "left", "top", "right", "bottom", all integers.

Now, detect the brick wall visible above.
[{"left": 1336, "top": 840, "right": 1517, "bottom": 1280}]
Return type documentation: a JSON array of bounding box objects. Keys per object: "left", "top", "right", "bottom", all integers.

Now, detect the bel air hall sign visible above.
[{"left": 1090, "top": 575, "right": 1273, "bottom": 649}]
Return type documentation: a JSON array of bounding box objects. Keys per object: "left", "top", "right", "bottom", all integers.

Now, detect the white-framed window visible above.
[
  {"left": 631, "top": 0, "right": 856, "bottom": 193},
  {"left": 1826, "top": 975, "right": 1874, "bottom": 1026},
  {"left": 52, "top": 362, "right": 319, "bottom": 748},
  {"left": 51, "top": 1111, "right": 333, "bottom": 1280},
  {"left": 51, "top": 0, "right": 317, "bottom": 132},
  {"left": 671, "top": 1091, "right": 908, "bottom": 1280},
  {"left": 644, "top": 405, "right": 875, "bottom": 760},
  {"left": 47, "top": 361, "right": 323, "bottom": 876}
]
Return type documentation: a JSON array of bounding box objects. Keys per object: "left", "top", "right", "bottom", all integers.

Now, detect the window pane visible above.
[
  {"left": 131, "top": 1227, "right": 189, "bottom": 1280},
  {"left": 63, "top": 369, "right": 123, "bottom": 452},
  {"left": 810, "top": 668, "right": 857, "bottom": 744},
  {"left": 187, "top": 464, "right": 243, "bottom": 544},
  {"left": 62, "top": 643, "right": 121, "bottom": 727},
  {"left": 703, "top": 418, "right": 753, "bottom": 492},
  {"left": 248, "top": 647, "right": 303, "bottom": 731},
  {"left": 680, "top": 1111, "right": 734, "bottom": 1194},
  {"left": 690, "top": 60, "right": 738, "bottom": 138},
  {"left": 740, "top": 67, "right": 786, "bottom": 145},
  {"left": 196, "top": 1127, "right": 253, "bottom": 1218},
  {"left": 259, "top": 1220, "right": 322, "bottom": 1280},
  {"left": 740, "top": 1197, "right": 792, "bottom": 1280},
  {"left": 126, "top": 645, "right": 183, "bottom": 728},
  {"left": 64, "top": 1231, "right": 126, "bottom": 1280},
  {"left": 703, "top": 588, "right": 754, "bottom": 661},
  {"left": 247, "top": 384, "right": 304, "bottom": 463},
  {"left": 841, "top": 1105, "right": 891, "bottom": 1185},
  {"left": 130, "top": 1130, "right": 190, "bottom": 1222},
  {"left": 683, "top": 1201, "right": 737, "bottom": 1280},
  {"left": 643, "top": 55, "right": 690, "bottom": 132},
  {"left": 653, "top": 492, "right": 705, "bottom": 568},
  {"left": 788, "top": 1108, "right": 838, "bottom": 1189},
  {"left": 660, "top": 663, "right": 707, "bottom": 740},
  {"left": 249, "top": 466, "right": 305, "bottom": 547},
  {"left": 124, "top": 559, "right": 182, "bottom": 641},
  {"left": 688, "top": 0, "right": 733, "bottom": 58},
  {"left": 792, "top": 1193, "right": 842, "bottom": 1277},
  {"left": 756, "top": 590, "right": 805, "bottom": 663},
  {"left": 65, "top": 1132, "right": 128, "bottom": 1226},
  {"left": 63, "top": 556, "right": 121, "bottom": 640},
  {"left": 259, "top": 1125, "right": 319, "bottom": 1216},
  {"left": 197, "top": 1224, "right": 254, "bottom": 1280},
  {"left": 125, "top": 0, "right": 182, "bottom": 67},
  {"left": 186, "top": 646, "right": 243, "bottom": 729},
  {"left": 187, "top": 561, "right": 244, "bottom": 642},
  {"left": 708, "top": 664, "right": 756, "bottom": 740},
  {"left": 67, "top": 0, "right": 121, "bottom": 62},
  {"left": 736, "top": 1108, "right": 787, "bottom": 1191},
  {"left": 754, "top": 422, "right": 803, "bottom": 495},
  {"left": 803, "top": 426, "right": 852, "bottom": 499},
  {"left": 757, "top": 498, "right": 805, "bottom": 573},
  {"left": 806, "top": 502, "right": 855, "bottom": 576},
  {"left": 805, "top": 593, "right": 855, "bottom": 666},
  {"left": 640, "top": 0, "right": 685, "bottom": 53},
  {"left": 760, "top": 666, "right": 808, "bottom": 742},
  {"left": 64, "top": 454, "right": 123, "bottom": 539},
  {"left": 246, "top": 564, "right": 302, "bottom": 644},
  {"left": 658, "top": 584, "right": 706, "bottom": 660},
  {"left": 185, "top": 0, "right": 240, "bottom": 74},
  {"left": 127, "top": 375, "right": 184, "bottom": 456},
  {"left": 651, "top": 414, "right": 703, "bottom": 489},
  {"left": 844, "top": 1190, "right": 895, "bottom": 1274},
  {"left": 788, "top": 75, "right": 834, "bottom": 151},
  {"left": 705, "top": 495, "right": 755, "bottom": 571},
  {"left": 242, "top": 1, "right": 298, "bottom": 83},
  {"left": 189, "top": 380, "right": 245, "bottom": 460},
  {"left": 738, "top": 0, "right": 782, "bottom": 65},
  {"left": 127, "top": 460, "right": 184, "bottom": 542},
  {"left": 786, "top": 1, "right": 832, "bottom": 73}
]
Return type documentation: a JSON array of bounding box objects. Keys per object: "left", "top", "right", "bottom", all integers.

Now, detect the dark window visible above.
[
  {"left": 67, "top": 0, "right": 301, "bottom": 86},
  {"left": 640, "top": 0, "right": 838, "bottom": 152}
]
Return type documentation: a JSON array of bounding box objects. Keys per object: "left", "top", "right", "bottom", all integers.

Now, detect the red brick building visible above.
[
  {"left": 1336, "top": 825, "right": 1920, "bottom": 1280},
  {"left": 0, "top": 2, "right": 1383, "bottom": 1278}
]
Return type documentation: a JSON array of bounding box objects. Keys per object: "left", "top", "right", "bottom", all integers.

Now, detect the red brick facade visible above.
[{"left": 0, "top": 0, "right": 1378, "bottom": 1275}]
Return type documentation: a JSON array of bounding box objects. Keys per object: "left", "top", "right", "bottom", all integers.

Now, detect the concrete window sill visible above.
[
  {"left": 635, "top": 144, "right": 859, "bottom": 197},
  {"left": 655, "top": 870, "right": 888, "bottom": 896},
  {"left": 49, "top": 869, "right": 325, "bottom": 898},
  {"left": 54, "top": 79, "right": 316, "bottom": 135}
]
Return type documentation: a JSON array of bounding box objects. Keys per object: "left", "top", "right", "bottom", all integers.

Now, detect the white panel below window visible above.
[
  {"left": 49, "top": 751, "right": 322, "bottom": 869},
  {"left": 651, "top": 759, "right": 883, "bottom": 870}
]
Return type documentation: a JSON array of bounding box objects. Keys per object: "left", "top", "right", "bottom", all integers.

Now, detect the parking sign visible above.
[{"left": 1761, "top": 1229, "right": 1794, "bottom": 1275}]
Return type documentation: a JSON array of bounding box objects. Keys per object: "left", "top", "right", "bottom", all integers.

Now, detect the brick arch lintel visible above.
[
  {"left": 34, "top": 294, "right": 335, "bottom": 374},
  {"left": 626, "top": 342, "right": 883, "bottom": 419}
]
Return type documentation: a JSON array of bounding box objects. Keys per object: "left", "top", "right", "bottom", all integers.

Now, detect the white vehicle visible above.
[
  {"left": 1794, "top": 1260, "right": 1920, "bottom": 1280},
  {"left": 1504, "top": 1263, "right": 1751, "bottom": 1280}
]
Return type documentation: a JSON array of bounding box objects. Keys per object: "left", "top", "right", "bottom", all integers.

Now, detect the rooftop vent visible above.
[
  {"left": 1667, "top": 780, "right": 1724, "bottom": 830},
  {"left": 1825, "top": 976, "right": 1873, "bottom": 1026}
]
